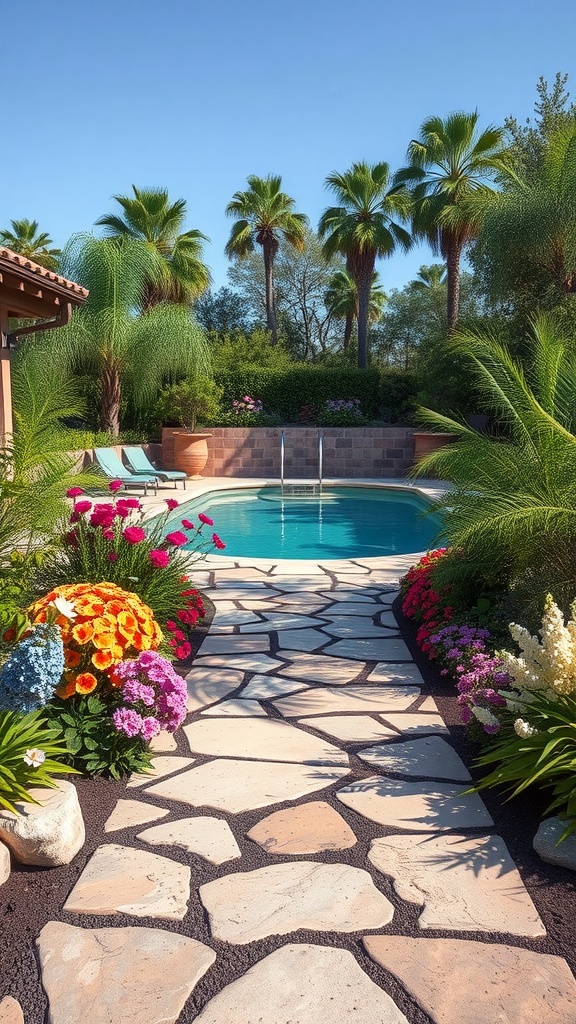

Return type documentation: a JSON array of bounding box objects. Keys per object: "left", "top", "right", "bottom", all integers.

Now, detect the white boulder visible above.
[{"left": 0, "top": 780, "right": 85, "bottom": 866}]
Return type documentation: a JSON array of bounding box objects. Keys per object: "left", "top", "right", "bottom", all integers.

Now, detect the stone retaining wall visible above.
[{"left": 162, "top": 427, "right": 415, "bottom": 478}]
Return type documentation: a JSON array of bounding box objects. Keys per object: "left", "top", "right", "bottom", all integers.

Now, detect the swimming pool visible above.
[{"left": 168, "top": 486, "right": 442, "bottom": 561}]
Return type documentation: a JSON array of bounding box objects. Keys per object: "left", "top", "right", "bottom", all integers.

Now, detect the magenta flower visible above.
[
  {"left": 107, "top": 551, "right": 118, "bottom": 562},
  {"left": 73, "top": 500, "right": 92, "bottom": 515},
  {"left": 165, "top": 498, "right": 179, "bottom": 511},
  {"left": 150, "top": 549, "right": 169, "bottom": 568},
  {"left": 112, "top": 707, "right": 143, "bottom": 737},
  {"left": 123, "top": 526, "right": 146, "bottom": 545},
  {"left": 212, "top": 532, "right": 226, "bottom": 549},
  {"left": 109, "top": 479, "right": 123, "bottom": 493},
  {"left": 181, "top": 519, "right": 195, "bottom": 530},
  {"left": 117, "top": 497, "right": 141, "bottom": 510},
  {"left": 166, "top": 530, "right": 188, "bottom": 547},
  {"left": 141, "top": 716, "right": 161, "bottom": 741},
  {"left": 66, "top": 486, "right": 84, "bottom": 498},
  {"left": 198, "top": 513, "right": 213, "bottom": 526}
]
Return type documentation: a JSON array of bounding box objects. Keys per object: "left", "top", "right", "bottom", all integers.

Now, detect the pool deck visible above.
[{"left": 13, "top": 478, "right": 576, "bottom": 1023}]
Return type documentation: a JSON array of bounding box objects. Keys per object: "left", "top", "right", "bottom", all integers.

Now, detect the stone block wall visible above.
[{"left": 162, "top": 427, "right": 415, "bottom": 478}]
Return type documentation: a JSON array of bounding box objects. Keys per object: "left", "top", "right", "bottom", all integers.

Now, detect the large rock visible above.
[
  {"left": 0, "top": 781, "right": 84, "bottom": 867},
  {"left": 0, "top": 840, "right": 10, "bottom": 885},
  {"left": 533, "top": 817, "right": 576, "bottom": 871},
  {"left": 0, "top": 996, "right": 24, "bottom": 1023}
]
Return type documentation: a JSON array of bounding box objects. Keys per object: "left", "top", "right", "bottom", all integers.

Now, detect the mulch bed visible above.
[{"left": 1, "top": 594, "right": 575, "bottom": 1023}]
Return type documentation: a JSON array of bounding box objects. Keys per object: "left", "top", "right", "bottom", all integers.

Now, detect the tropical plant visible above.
[
  {"left": 158, "top": 376, "right": 223, "bottom": 432},
  {"left": 394, "top": 112, "right": 509, "bottom": 330},
  {"left": 324, "top": 269, "right": 386, "bottom": 349},
  {"left": 53, "top": 234, "right": 210, "bottom": 435},
  {"left": 413, "top": 313, "right": 576, "bottom": 617},
  {"left": 319, "top": 162, "right": 412, "bottom": 369},
  {"left": 96, "top": 185, "right": 211, "bottom": 311},
  {"left": 0, "top": 219, "right": 61, "bottom": 270},
  {"left": 225, "top": 175, "right": 308, "bottom": 344},
  {"left": 0, "top": 710, "right": 78, "bottom": 812}
]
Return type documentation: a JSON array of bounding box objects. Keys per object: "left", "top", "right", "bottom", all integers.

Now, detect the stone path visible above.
[{"left": 35, "top": 558, "right": 576, "bottom": 1023}]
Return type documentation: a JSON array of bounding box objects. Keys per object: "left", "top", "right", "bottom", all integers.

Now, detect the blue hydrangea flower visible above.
[{"left": 0, "top": 623, "right": 65, "bottom": 713}]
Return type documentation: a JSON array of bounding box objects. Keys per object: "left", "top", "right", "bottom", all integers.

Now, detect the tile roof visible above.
[{"left": 0, "top": 246, "right": 89, "bottom": 300}]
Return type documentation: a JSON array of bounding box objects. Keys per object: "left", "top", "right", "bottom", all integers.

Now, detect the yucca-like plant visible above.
[
  {"left": 0, "top": 710, "right": 78, "bottom": 813},
  {"left": 415, "top": 313, "right": 576, "bottom": 616}
]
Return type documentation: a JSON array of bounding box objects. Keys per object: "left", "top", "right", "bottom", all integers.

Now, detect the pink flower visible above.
[
  {"left": 198, "top": 513, "right": 213, "bottom": 526},
  {"left": 165, "top": 498, "right": 179, "bottom": 511},
  {"left": 102, "top": 527, "right": 115, "bottom": 540},
  {"left": 212, "top": 533, "right": 226, "bottom": 549},
  {"left": 74, "top": 499, "right": 92, "bottom": 515},
  {"left": 123, "top": 526, "right": 146, "bottom": 545},
  {"left": 109, "top": 479, "right": 123, "bottom": 493},
  {"left": 166, "top": 530, "right": 188, "bottom": 547},
  {"left": 117, "top": 497, "right": 141, "bottom": 510},
  {"left": 66, "top": 487, "right": 83, "bottom": 498},
  {"left": 181, "top": 519, "right": 195, "bottom": 530},
  {"left": 150, "top": 549, "right": 170, "bottom": 568},
  {"left": 174, "top": 642, "right": 191, "bottom": 660}
]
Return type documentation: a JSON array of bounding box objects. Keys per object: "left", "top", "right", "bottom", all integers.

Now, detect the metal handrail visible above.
[
  {"left": 318, "top": 431, "right": 323, "bottom": 494},
  {"left": 280, "top": 430, "right": 285, "bottom": 495}
]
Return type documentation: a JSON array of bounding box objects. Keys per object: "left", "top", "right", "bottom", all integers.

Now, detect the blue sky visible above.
[{"left": 1, "top": 0, "right": 574, "bottom": 294}]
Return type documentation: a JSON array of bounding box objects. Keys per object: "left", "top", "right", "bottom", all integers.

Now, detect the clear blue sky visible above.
[{"left": 1, "top": 0, "right": 574, "bottom": 293}]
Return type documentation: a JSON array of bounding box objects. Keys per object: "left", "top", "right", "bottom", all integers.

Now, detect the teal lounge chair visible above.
[
  {"left": 123, "top": 446, "right": 187, "bottom": 489},
  {"left": 93, "top": 448, "right": 158, "bottom": 495}
]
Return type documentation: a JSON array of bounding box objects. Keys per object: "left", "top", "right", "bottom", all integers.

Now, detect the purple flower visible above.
[
  {"left": 141, "top": 716, "right": 161, "bottom": 741},
  {"left": 112, "top": 707, "right": 143, "bottom": 738},
  {"left": 122, "top": 679, "right": 156, "bottom": 707}
]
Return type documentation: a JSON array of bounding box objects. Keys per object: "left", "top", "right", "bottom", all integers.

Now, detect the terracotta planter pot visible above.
[
  {"left": 172, "top": 432, "right": 212, "bottom": 477},
  {"left": 413, "top": 432, "right": 455, "bottom": 464}
]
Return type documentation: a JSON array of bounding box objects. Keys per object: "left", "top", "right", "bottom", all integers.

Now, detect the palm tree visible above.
[
  {"left": 54, "top": 234, "right": 210, "bottom": 436},
  {"left": 394, "top": 113, "right": 509, "bottom": 331},
  {"left": 96, "top": 186, "right": 211, "bottom": 311},
  {"left": 319, "top": 162, "right": 412, "bottom": 369},
  {"left": 0, "top": 219, "right": 61, "bottom": 270},
  {"left": 411, "top": 263, "right": 447, "bottom": 291},
  {"left": 325, "top": 268, "right": 386, "bottom": 349},
  {"left": 225, "top": 175, "right": 308, "bottom": 344}
]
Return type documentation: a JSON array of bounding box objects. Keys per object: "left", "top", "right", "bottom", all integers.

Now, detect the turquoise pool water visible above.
[{"left": 170, "top": 486, "right": 441, "bottom": 560}]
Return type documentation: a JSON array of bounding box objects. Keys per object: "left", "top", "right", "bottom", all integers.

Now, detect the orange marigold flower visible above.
[
  {"left": 105, "top": 600, "right": 124, "bottom": 616},
  {"left": 64, "top": 648, "right": 82, "bottom": 668},
  {"left": 75, "top": 672, "right": 98, "bottom": 694},
  {"left": 72, "top": 621, "right": 94, "bottom": 645},
  {"left": 55, "top": 678, "right": 77, "bottom": 699},
  {"left": 117, "top": 610, "right": 138, "bottom": 639},
  {"left": 92, "top": 630, "right": 118, "bottom": 651},
  {"left": 92, "top": 649, "right": 114, "bottom": 670}
]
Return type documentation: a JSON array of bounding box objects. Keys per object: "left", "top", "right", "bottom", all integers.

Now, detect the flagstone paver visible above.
[
  {"left": 276, "top": 650, "right": 363, "bottom": 684},
  {"left": 193, "top": 944, "right": 409, "bottom": 1024},
  {"left": 210, "top": 609, "right": 262, "bottom": 629},
  {"left": 326, "top": 637, "right": 413, "bottom": 661},
  {"left": 240, "top": 674, "right": 309, "bottom": 699},
  {"left": 379, "top": 711, "right": 449, "bottom": 736},
  {"left": 337, "top": 777, "right": 494, "bottom": 831},
  {"left": 276, "top": 628, "right": 328, "bottom": 651},
  {"left": 318, "top": 589, "right": 375, "bottom": 603},
  {"left": 104, "top": 799, "right": 170, "bottom": 833},
  {"left": 363, "top": 936, "right": 576, "bottom": 1024},
  {"left": 149, "top": 729, "right": 178, "bottom": 752},
  {"left": 238, "top": 612, "right": 323, "bottom": 631},
  {"left": 247, "top": 800, "right": 357, "bottom": 854},
  {"left": 144, "top": 759, "right": 351, "bottom": 814},
  {"left": 357, "top": 736, "right": 471, "bottom": 781},
  {"left": 298, "top": 714, "right": 399, "bottom": 743},
  {"left": 138, "top": 816, "right": 241, "bottom": 864},
  {"left": 127, "top": 756, "right": 194, "bottom": 788},
  {"left": 183, "top": 717, "right": 349, "bottom": 766},
  {"left": 419, "top": 696, "right": 440, "bottom": 711},
  {"left": 321, "top": 617, "right": 399, "bottom": 638},
  {"left": 185, "top": 666, "right": 244, "bottom": 711},
  {"left": 321, "top": 601, "right": 381, "bottom": 616},
  {"left": 368, "top": 833, "right": 545, "bottom": 935},
  {"left": 275, "top": 685, "right": 420, "bottom": 717},
  {"left": 194, "top": 653, "right": 285, "bottom": 673},
  {"left": 199, "top": 699, "right": 267, "bottom": 716},
  {"left": 197, "top": 634, "right": 271, "bottom": 655},
  {"left": 199, "top": 861, "right": 394, "bottom": 943},
  {"left": 37, "top": 922, "right": 215, "bottom": 1024},
  {"left": 63, "top": 844, "right": 190, "bottom": 920},
  {"left": 368, "top": 662, "right": 425, "bottom": 685}
]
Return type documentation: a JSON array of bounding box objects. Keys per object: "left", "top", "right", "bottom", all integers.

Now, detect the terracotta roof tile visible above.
[{"left": 0, "top": 246, "right": 89, "bottom": 299}]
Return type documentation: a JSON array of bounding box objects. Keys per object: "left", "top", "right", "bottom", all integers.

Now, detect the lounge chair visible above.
[
  {"left": 93, "top": 448, "right": 158, "bottom": 495},
  {"left": 122, "top": 446, "right": 187, "bottom": 489}
]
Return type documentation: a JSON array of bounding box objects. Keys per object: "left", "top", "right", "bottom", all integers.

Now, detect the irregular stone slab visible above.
[
  {"left": 195, "top": 653, "right": 285, "bottom": 673},
  {"left": 240, "top": 674, "right": 309, "bottom": 699},
  {"left": 326, "top": 637, "right": 412, "bottom": 661},
  {"left": 145, "top": 759, "right": 350, "bottom": 814},
  {"left": 127, "top": 756, "right": 194, "bottom": 788},
  {"left": 533, "top": 817, "right": 576, "bottom": 870},
  {"left": 321, "top": 601, "right": 379, "bottom": 617},
  {"left": 0, "top": 781, "right": 84, "bottom": 867},
  {"left": 363, "top": 935, "right": 576, "bottom": 1024},
  {"left": 138, "top": 816, "right": 241, "bottom": 864},
  {"left": 200, "top": 699, "right": 267, "bottom": 716},
  {"left": 211, "top": 608, "right": 261, "bottom": 628},
  {"left": 318, "top": 590, "right": 374, "bottom": 603},
  {"left": 358, "top": 736, "right": 471, "bottom": 782},
  {"left": 239, "top": 612, "right": 323, "bottom": 632},
  {"left": 37, "top": 921, "right": 214, "bottom": 1024},
  {"left": 369, "top": 833, "right": 545, "bottom": 935},
  {"left": 367, "top": 662, "right": 425, "bottom": 686},
  {"left": 272, "top": 591, "right": 332, "bottom": 607},
  {"left": 104, "top": 799, "right": 170, "bottom": 833},
  {"left": 149, "top": 729, "right": 177, "bottom": 752},
  {"left": 267, "top": 569, "right": 329, "bottom": 583},
  {"left": 185, "top": 666, "right": 244, "bottom": 711},
  {"left": 276, "top": 651, "right": 364, "bottom": 685},
  {"left": 0, "top": 997, "right": 23, "bottom": 1024},
  {"left": 200, "top": 861, "right": 393, "bottom": 943},
  {"left": 247, "top": 801, "right": 356, "bottom": 854},
  {"left": 64, "top": 843, "right": 190, "bottom": 920},
  {"left": 377, "top": 609, "right": 401, "bottom": 628},
  {"left": 0, "top": 841, "right": 10, "bottom": 886},
  {"left": 419, "top": 696, "right": 439, "bottom": 712},
  {"left": 275, "top": 685, "right": 420, "bottom": 718},
  {"left": 276, "top": 628, "right": 327, "bottom": 651},
  {"left": 198, "top": 634, "right": 270, "bottom": 655},
  {"left": 337, "top": 777, "right": 493, "bottom": 831},
  {"left": 184, "top": 718, "right": 348, "bottom": 766},
  {"left": 210, "top": 567, "right": 271, "bottom": 581},
  {"left": 194, "top": 944, "right": 408, "bottom": 1024},
  {"left": 321, "top": 617, "right": 399, "bottom": 639},
  {"left": 379, "top": 712, "right": 448, "bottom": 737},
  {"left": 331, "top": 579, "right": 381, "bottom": 593},
  {"left": 299, "top": 714, "right": 398, "bottom": 743}
]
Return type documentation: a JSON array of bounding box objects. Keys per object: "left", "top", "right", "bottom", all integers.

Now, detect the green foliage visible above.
[
  {"left": 0, "top": 219, "right": 61, "bottom": 270},
  {"left": 44, "top": 694, "right": 152, "bottom": 779},
  {"left": 210, "top": 329, "right": 292, "bottom": 372},
  {"left": 378, "top": 369, "right": 418, "bottom": 424},
  {"left": 213, "top": 365, "right": 382, "bottom": 421},
  {"left": 0, "top": 710, "right": 78, "bottom": 813},
  {"left": 158, "top": 376, "right": 223, "bottom": 431}
]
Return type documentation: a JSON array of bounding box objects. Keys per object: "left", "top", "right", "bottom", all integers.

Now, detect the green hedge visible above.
[{"left": 213, "top": 366, "right": 415, "bottom": 422}]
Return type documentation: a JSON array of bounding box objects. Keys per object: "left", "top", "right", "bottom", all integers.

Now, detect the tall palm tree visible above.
[
  {"left": 96, "top": 186, "right": 211, "bottom": 311},
  {"left": 325, "top": 268, "right": 386, "bottom": 349},
  {"left": 319, "top": 162, "right": 412, "bottom": 369},
  {"left": 0, "top": 219, "right": 61, "bottom": 270},
  {"left": 225, "top": 175, "right": 308, "bottom": 344},
  {"left": 394, "top": 113, "right": 509, "bottom": 331},
  {"left": 54, "top": 235, "right": 210, "bottom": 436},
  {"left": 411, "top": 263, "right": 447, "bottom": 291}
]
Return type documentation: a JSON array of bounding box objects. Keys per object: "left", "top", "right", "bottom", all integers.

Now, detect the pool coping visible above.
[{"left": 140, "top": 476, "right": 449, "bottom": 576}]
